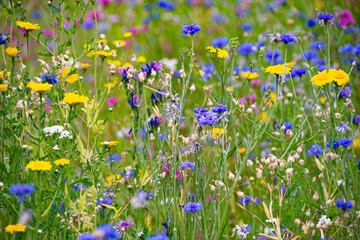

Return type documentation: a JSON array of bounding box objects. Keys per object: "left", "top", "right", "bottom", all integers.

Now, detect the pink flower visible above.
[
  {"left": 107, "top": 96, "right": 117, "bottom": 106},
  {"left": 339, "top": 9, "right": 355, "bottom": 28}
]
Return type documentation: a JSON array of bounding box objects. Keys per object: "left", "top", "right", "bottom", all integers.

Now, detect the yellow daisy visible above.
[
  {"left": 240, "top": 72, "right": 259, "bottom": 80},
  {"left": 264, "top": 64, "right": 291, "bottom": 75},
  {"left": 123, "top": 32, "right": 132, "bottom": 38},
  {"left": 264, "top": 92, "right": 277, "bottom": 107},
  {"left": 328, "top": 69, "right": 349, "bottom": 86},
  {"left": 310, "top": 70, "right": 332, "bottom": 87},
  {"left": 206, "top": 46, "right": 216, "bottom": 53},
  {"left": 6, "top": 47, "right": 21, "bottom": 57},
  {"left": 5, "top": 223, "right": 27, "bottom": 234},
  {"left": 0, "top": 71, "right": 11, "bottom": 78},
  {"left": 65, "top": 74, "right": 79, "bottom": 84},
  {"left": 96, "top": 51, "right": 112, "bottom": 58},
  {"left": 217, "top": 48, "right": 229, "bottom": 58},
  {"left": 101, "top": 140, "right": 119, "bottom": 147},
  {"left": 26, "top": 160, "right": 52, "bottom": 171},
  {"left": 16, "top": 20, "right": 40, "bottom": 31},
  {"left": 0, "top": 84, "right": 8, "bottom": 92},
  {"left": 138, "top": 56, "right": 146, "bottom": 63},
  {"left": 81, "top": 63, "right": 91, "bottom": 70},
  {"left": 26, "top": 81, "right": 53, "bottom": 93},
  {"left": 54, "top": 158, "right": 70, "bottom": 166},
  {"left": 63, "top": 92, "right": 89, "bottom": 105},
  {"left": 106, "top": 174, "right": 124, "bottom": 186}
]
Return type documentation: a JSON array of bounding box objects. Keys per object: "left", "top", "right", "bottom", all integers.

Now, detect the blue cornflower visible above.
[
  {"left": 194, "top": 107, "right": 208, "bottom": 115},
  {"left": 306, "top": 18, "right": 317, "bottom": 27},
  {"left": 94, "top": 224, "right": 120, "bottom": 239},
  {"left": 0, "top": 33, "right": 10, "bottom": 46},
  {"left": 354, "top": 115, "right": 360, "bottom": 125},
  {"left": 181, "top": 23, "right": 201, "bottom": 35},
  {"left": 306, "top": 144, "right": 323, "bottom": 157},
  {"left": 317, "top": 12, "right": 334, "bottom": 22},
  {"left": 211, "top": 36, "right": 228, "bottom": 48},
  {"left": 73, "top": 184, "right": 86, "bottom": 192},
  {"left": 233, "top": 223, "right": 252, "bottom": 238},
  {"left": 78, "top": 233, "right": 97, "bottom": 240},
  {"left": 310, "top": 41, "right": 325, "bottom": 50},
  {"left": 180, "top": 161, "right": 195, "bottom": 171},
  {"left": 326, "top": 138, "right": 339, "bottom": 150},
  {"left": 302, "top": 50, "right": 318, "bottom": 61},
  {"left": 211, "top": 104, "right": 227, "bottom": 113},
  {"left": 265, "top": 49, "right": 283, "bottom": 64},
  {"left": 281, "top": 33, "right": 297, "bottom": 44},
  {"left": 40, "top": 74, "right": 59, "bottom": 85},
  {"left": 239, "top": 196, "right": 252, "bottom": 205},
  {"left": 339, "top": 138, "right": 353, "bottom": 148},
  {"left": 107, "top": 153, "right": 120, "bottom": 162},
  {"left": 242, "top": 23, "right": 253, "bottom": 32},
  {"left": 213, "top": 13, "right": 226, "bottom": 23},
  {"left": 291, "top": 67, "right": 307, "bottom": 78},
  {"left": 97, "top": 197, "right": 114, "bottom": 208},
  {"left": 338, "top": 87, "right": 351, "bottom": 99},
  {"left": 81, "top": 20, "right": 95, "bottom": 29},
  {"left": 197, "top": 111, "right": 217, "bottom": 126},
  {"left": 10, "top": 183, "right": 35, "bottom": 202},
  {"left": 237, "top": 43, "right": 256, "bottom": 55},
  {"left": 183, "top": 202, "right": 202, "bottom": 213},
  {"left": 145, "top": 233, "right": 169, "bottom": 240},
  {"left": 261, "top": 83, "right": 275, "bottom": 92},
  {"left": 157, "top": 1, "right": 176, "bottom": 11},
  {"left": 354, "top": 44, "right": 360, "bottom": 56},
  {"left": 120, "top": 170, "right": 135, "bottom": 178},
  {"left": 335, "top": 121, "right": 348, "bottom": 134},
  {"left": 339, "top": 44, "right": 354, "bottom": 54},
  {"left": 335, "top": 198, "right": 353, "bottom": 209},
  {"left": 200, "top": 63, "right": 215, "bottom": 81},
  {"left": 281, "top": 122, "right": 293, "bottom": 132},
  {"left": 358, "top": 160, "right": 360, "bottom": 170}
]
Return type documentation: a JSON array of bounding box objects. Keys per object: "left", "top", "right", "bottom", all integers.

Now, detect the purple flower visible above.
[
  {"left": 317, "top": 12, "right": 334, "bottom": 22},
  {"left": 335, "top": 121, "right": 348, "bottom": 134},
  {"left": 181, "top": 23, "right": 201, "bottom": 35},
  {"left": 201, "top": 63, "right": 215, "bottom": 81},
  {"left": 211, "top": 104, "right": 227, "bottom": 113},
  {"left": 180, "top": 161, "right": 195, "bottom": 171},
  {"left": 41, "top": 74, "right": 59, "bottom": 85},
  {"left": 339, "top": 138, "right": 353, "bottom": 148},
  {"left": 97, "top": 197, "right": 114, "bottom": 208},
  {"left": 306, "top": 18, "right": 317, "bottom": 27},
  {"left": 291, "top": 67, "right": 307, "bottom": 78},
  {"left": 78, "top": 233, "right": 97, "bottom": 240},
  {"left": 338, "top": 87, "right": 351, "bottom": 99},
  {"left": 115, "top": 219, "right": 134, "bottom": 236},
  {"left": 239, "top": 196, "right": 252, "bottom": 205},
  {"left": 306, "top": 144, "right": 323, "bottom": 157},
  {"left": 326, "top": 138, "right": 339, "bottom": 150},
  {"left": 281, "top": 33, "right": 297, "bottom": 44},
  {"left": 151, "top": 61, "right": 163, "bottom": 71},
  {"left": 354, "top": 115, "right": 360, "bottom": 125},
  {"left": 310, "top": 41, "right": 325, "bottom": 50},
  {"left": 10, "top": 183, "right": 35, "bottom": 202},
  {"left": 183, "top": 202, "right": 202, "bottom": 213},
  {"left": 0, "top": 33, "right": 10, "bottom": 46},
  {"left": 335, "top": 198, "right": 353, "bottom": 209},
  {"left": 339, "top": 9, "right": 355, "bottom": 28},
  {"left": 302, "top": 50, "right": 318, "bottom": 61},
  {"left": 281, "top": 122, "right": 293, "bottom": 132},
  {"left": 157, "top": 1, "right": 176, "bottom": 11}
]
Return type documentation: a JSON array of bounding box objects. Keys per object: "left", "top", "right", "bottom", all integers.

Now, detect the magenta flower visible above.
[
  {"left": 107, "top": 96, "right": 117, "bottom": 106},
  {"left": 339, "top": 9, "right": 355, "bottom": 28}
]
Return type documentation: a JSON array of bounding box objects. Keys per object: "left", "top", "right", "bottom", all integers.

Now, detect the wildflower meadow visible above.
[{"left": 1, "top": 0, "right": 360, "bottom": 239}]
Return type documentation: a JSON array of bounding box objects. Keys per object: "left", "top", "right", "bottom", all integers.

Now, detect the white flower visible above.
[
  {"left": 316, "top": 215, "right": 332, "bottom": 229},
  {"left": 53, "top": 145, "right": 60, "bottom": 150}
]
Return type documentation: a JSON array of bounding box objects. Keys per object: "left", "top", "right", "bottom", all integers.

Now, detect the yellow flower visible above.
[
  {"left": 240, "top": 72, "right": 259, "bottom": 80},
  {"left": 310, "top": 70, "right": 332, "bottom": 87},
  {"left": 6, "top": 47, "right": 20, "bottom": 57},
  {"left": 217, "top": 48, "right": 229, "bottom": 58},
  {"left": 65, "top": 74, "right": 79, "bottom": 84},
  {"left": 328, "top": 69, "right": 349, "bottom": 86},
  {"left": 210, "top": 128, "right": 228, "bottom": 139},
  {"left": 258, "top": 112, "right": 270, "bottom": 122},
  {"left": 315, "top": 0, "right": 325, "bottom": 10},
  {"left": 226, "top": 87, "right": 233, "bottom": 93},
  {"left": 0, "top": 84, "right": 8, "bottom": 92},
  {"left": 54, "top": 158, "right": 70, "bottom": 166},
  {"left": 106, "top": 174, "right": 124, "bottom": 186},
  {"left": 138, "top": 56, "right": 146, "bottom": 63},
  {"left": 264, "top": 64, "right": 291, "bottom": 75},
  {"left": 26, "top": 160, "right": 52, "bottom": 171},
  {"left": 96, "top": 51, "right": 112, "bottom": 58},
  {"left": 98, "top": 39, "right": 107, "bottom": 44},
  {"left": 62, "top": 68, "right": 71, "bottom": 78},
  {"left": 264, "top": 92, "right": 277, "bottom": 107},
  {"left": 239, "top": 147, "right": 246, "bottom": 154},
  {"left": 108, "top": 60, "right": 121, "bottom": 67},
  {"left": 353, "top": 137, "right": 360, "bottom": 150},
  {"left": 101, "top": 141, "right": 119, "bottom": 147},
  {"left": 16, "top": 20, "right": 40, "bottom": 31},
  {"left": 285, "top": 61, "right": 296, "bottom": 68},
  {"left": 206, "top": 46, "right": 217, "bottom": 53},
  {"left": 5, "top": 223, "right": 27, "bottom": 234},
  {"left": 26, "top": 81, "right": 53, "bottom": 93},
  {"left": 123, "top": 62, "right": 132, "bottom": 68},
  {"left": 81, "top": 63, "right": 91, "bottom": 70},
  {"left": 113, "top": 40, "right": 126, "bottom": 47},
  {"left": 319, "top": 96, "right": 326, "bottom": 103},
  {"left": 0, "top": 71, "right": 11, "bottom": 78},
  {"left": 87, "top": 50, "right": 95, "bottom": 58},
  {"left": 63, "top": 92, "right": 89, "bottom": 105},
  {"left": 123, "top": 32, "right": 132, "bottom": 38}
]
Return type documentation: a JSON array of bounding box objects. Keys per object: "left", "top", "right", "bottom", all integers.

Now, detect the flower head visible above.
[
  {"left": 339, "top": 138, "right": 353, "bottom": 148},
  {"left": 26, "top": 81, "right": 53, "bottom": 93},
  {"left": 310, "top": 70, "right": 332, "bottom": 86},
  {"left": 63, "top": 92, "right": 89, "bottom": 105},
  {"left": 145, "top": 233, "right": 169, "bottom": 240},
  {"left": 26, "top": 160, "right": 52, "bottom": 171},
  {"left": 328, "top": 69, "right": 349, "bottom": 86},
  {"left": 335, "top": 198, "right": 353, "bottom": 209},
  {"left": 0, "top": 84, "right": 8, "bottom": 92},
  {"left": 81, "top": 63, "right": 91, "bottom": 70},
  {"left": 211, "top": 36, "right": 228, "bottom": 48},
  {"left": 93, "top": 224, "right": 120, "bottom": 239},
  {"left": 240, "top": 72, "right": 259, "bottom": 80},
  {"left": 264, "top": 64, "right": 291, "bottom": 75},
  {"left": 181, "top": 23, "right": 201, "bottom": 35},
  {"left": 317, "top": 12, "right": 334, "bottom": 22},
  {"left": 306, "top": 144, "right": 323, "bottom": 157},
  {"left": 54, "top": 158, "right": 70, "bottom": 166},
  {"left": 65, "top": 74, "right": 79, "bottom": 84},
  {"left": 6, "top": 47, "right": 20, "bottom": 57},
  {"left": 40, "top": 74, "right": 59, "bottom": 85},
  {"left": 16, "top": 21, "right": 41, "bottom": 31},
  {"left": 281, "top": 33, "right": 297, "bottom": 44},
  {"left": 101, "top": 141, "right": 118, "bottom": 148},
  {"left": 183, "top": 201, "right": 202, "bottom": 213},
  {"left": 233, "top": 224, "right": 252, "bottom": 239},
  {"left": 217, "top": 48, "right": 228, "bottom": 58},
  {"left": 0, "top": 33, "right": 10, "bottom": 46},
  {"left": 5, "top": 223, "right": 27, "bottom": 234},
  {"left": 10, "top": 183, "right": 35, "bottom": 202}
]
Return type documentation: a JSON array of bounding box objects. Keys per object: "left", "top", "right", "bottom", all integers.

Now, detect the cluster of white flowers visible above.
[
  {"left": 316, "top": 215, "right": 332, "bottom": 229},
  {"left": 43, "top": 125, "right": 72, "bottom": 139}
]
